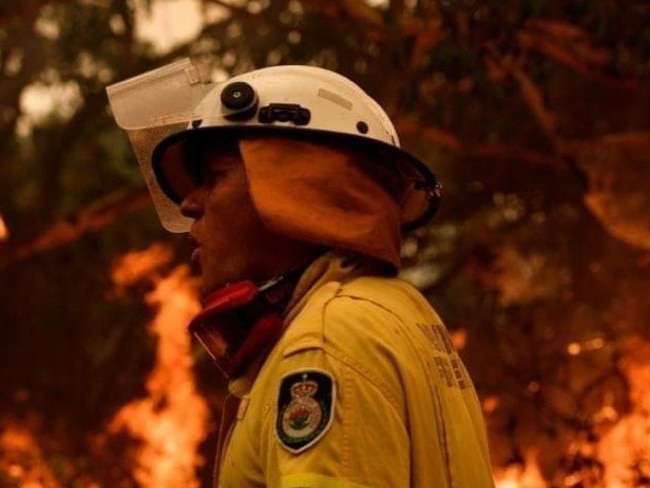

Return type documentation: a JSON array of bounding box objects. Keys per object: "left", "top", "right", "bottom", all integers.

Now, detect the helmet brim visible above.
[{"left": 152, "top": 125, "right": 441, "bottom": 231}]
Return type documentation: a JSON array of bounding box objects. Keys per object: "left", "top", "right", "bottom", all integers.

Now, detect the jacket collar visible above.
[{"left": 228, "top": 251, "right": 390, "bottom": 397}]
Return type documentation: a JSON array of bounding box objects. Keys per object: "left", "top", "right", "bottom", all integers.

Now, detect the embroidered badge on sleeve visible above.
[{"left": 275, "top": 369, "right": 336, "bottom": 454}]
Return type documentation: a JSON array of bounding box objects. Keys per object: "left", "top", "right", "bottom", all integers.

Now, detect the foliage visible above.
[{"left": 1, "top": 0, "right": 649, "bottom": 486}]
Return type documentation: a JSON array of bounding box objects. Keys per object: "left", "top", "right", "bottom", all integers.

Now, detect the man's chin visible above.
[
  {"left": 199, "top": 282, "right": 217, "bottom": 301},
  {"left": 199, "top": 278, "right": 232, "bottom": 300}
]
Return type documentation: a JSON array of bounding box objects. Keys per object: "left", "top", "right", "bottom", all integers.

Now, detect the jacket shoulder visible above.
[{"left": 279, "top": 275, "right": 441, "bottom": 357}]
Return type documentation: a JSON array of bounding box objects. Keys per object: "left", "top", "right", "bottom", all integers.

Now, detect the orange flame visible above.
[
  {"left": 596, "top": 336, "right": 650, "bottom": 487},
  {"left": 493, "top": 450, "right": 546, "bottom": 488},
  {"left": 0, "top": 212, "right": 8, "bottom": 242},
  {"left": 108, "top": 244, "right": 209, "bottom": 488},
  {"left": 0, "top": 421, "right": 63, "bottom": 488},
  {"left": 110, "top": 243, "right": 174, "bottom": 288}
]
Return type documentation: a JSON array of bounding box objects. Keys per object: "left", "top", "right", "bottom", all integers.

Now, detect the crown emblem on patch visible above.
[
  {"left": 276, "top": 369, "right": 335, "bottom": 454},
  {"left": 291, "top": 375, "right": 318, "bottom": 397}
]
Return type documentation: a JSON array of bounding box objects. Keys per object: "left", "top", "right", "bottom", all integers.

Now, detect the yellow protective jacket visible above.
[{"left": 216, "top": 253, "right": 495, "bottom": 488}]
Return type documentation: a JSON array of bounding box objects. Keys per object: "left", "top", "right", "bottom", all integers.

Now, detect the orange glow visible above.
[
  {"left": 108, "top": 245, "right": 209, "bottom": 488},
  {"left": 596, "top": 336, "right": 650, "bottom": 487},
  {"left": 567, "top": 337, "right": 605, "bottom": 356},
  {"left": 0, "top": 212, "right": 8, "bottom": 241},
  {"left": 493, "top": 451, "right": 546, "bottom": 488},
  {"left": 110, "top": 243, "right": 174, "bottom": 288},
  {"left": 451, "top": 328, "right": 468, "bottom": 350},
  {"left": 567, "top": 342, "right": 581, "bottom": 355},
  {"left": 482, "top": 395, "right": 500, "bottom": 415},
  {"left": 0, "top": 422, "right": 63, "bottom": 488}
]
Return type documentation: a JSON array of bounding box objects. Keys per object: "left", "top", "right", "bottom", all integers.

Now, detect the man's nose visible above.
[{"left": 179, "top": 187, "right": 205, "bottom": 219}]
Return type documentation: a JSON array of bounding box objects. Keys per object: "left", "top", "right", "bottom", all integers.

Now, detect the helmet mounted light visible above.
[{"left": 107, "top": 58, "right": 441, "bottom": 233}]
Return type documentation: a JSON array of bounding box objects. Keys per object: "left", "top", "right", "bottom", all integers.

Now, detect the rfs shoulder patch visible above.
[{"left": 275, "top": 369, "right": 336, "bottom": 454}]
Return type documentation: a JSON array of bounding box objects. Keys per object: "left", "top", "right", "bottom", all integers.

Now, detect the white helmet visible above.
[{"left": 107, "top": 58, "right": 441, "bottom": 232}]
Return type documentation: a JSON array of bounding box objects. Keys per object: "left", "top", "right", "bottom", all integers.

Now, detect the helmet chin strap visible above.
[{"left": 188, "top": 268, "right": 304, "bottom": 379}]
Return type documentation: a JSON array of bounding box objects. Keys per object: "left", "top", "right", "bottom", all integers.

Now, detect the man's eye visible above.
[
  {"left": 202, "top": 169, "right": 225, "bottom": 185},
  {"left": 203, "top": 169, "right": 223, "bottom": 182}
]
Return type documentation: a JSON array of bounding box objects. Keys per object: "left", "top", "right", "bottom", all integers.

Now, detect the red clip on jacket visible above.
[{"left": 188, "top": 279, "right": 293, "bottom": 379}]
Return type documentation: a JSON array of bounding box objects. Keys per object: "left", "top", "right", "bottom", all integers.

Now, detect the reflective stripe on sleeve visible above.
[{"left": 280, "top": 473, "right": 371, "bottom": 488}]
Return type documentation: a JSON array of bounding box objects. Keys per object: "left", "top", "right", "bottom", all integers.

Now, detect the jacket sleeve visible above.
[{"left": 261, "top": 346, "right": 411, "bottom": 488}]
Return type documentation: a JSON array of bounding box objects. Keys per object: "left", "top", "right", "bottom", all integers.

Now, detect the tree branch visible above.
[
  {"left": 396, "top": 117, "right": 568, "bottom": 171},
  {"left": 496, "top": 55, "right": 561, "bottom": 151},
  {"left": 0, "top": 187, "right": 151, "bottom": 270},
  {"left": 519, "top": 18, "right": 642, "bottom": 92}
]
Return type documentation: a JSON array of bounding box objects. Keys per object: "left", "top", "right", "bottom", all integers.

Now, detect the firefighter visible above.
[{"left": 107, "top": 60, "right": 495, "bottom": 488}]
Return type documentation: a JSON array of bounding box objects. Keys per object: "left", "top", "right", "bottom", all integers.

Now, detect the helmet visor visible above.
[{"left": 106, "top": 58, "right": 215, "bottom": 232}]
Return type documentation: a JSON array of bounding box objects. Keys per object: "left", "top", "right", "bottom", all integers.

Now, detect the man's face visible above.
[{"left": 179, "top": 141, "right": 316, "bottom": 296}]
